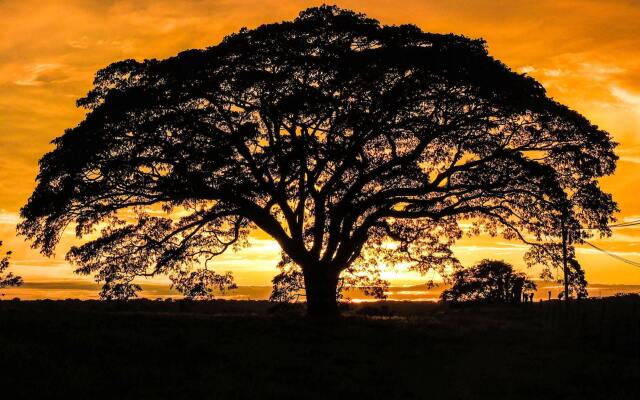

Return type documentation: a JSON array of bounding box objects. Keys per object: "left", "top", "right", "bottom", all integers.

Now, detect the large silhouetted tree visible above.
[{"left": 19, "top": 6, "right": 616, "bottom": 316}]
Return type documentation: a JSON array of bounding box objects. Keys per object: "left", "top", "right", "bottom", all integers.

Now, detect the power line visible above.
[
  {"left": 579, "top": 221, "right": 640, "bottom": 230},
  {"left": 609, "top": 220, "right": 640, "bottom": 228},
  {"left": 583, "top": 240, "right": 640, "bottom": 268}
]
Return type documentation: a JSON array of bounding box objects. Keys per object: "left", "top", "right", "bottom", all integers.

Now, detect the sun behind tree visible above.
[{"left": 18, "top": 5, "right": 617, "bottom": 316}]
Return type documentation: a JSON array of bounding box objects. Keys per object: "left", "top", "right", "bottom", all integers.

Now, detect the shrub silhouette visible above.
[
  {"left": 0, "top": 241, "right": 22, "bottom": 293},
  {"left": 441, "top": 259, "right": 536, "bottom": 304}
]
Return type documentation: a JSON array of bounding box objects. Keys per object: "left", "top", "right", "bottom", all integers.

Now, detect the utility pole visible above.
[{"left": 561, "top": 214, "right": 570, "bottom": 307}]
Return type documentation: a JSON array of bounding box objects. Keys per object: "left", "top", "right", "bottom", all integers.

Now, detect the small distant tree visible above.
[
  {"left": 441, "top": 259, "right": 536, "bottom": 304},
  {"left": 0, "top": 241, "right": 23, "bottom": 294}
]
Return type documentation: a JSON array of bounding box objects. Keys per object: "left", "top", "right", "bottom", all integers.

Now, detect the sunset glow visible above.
[{"left": 2, "top": 0, "right": 640, "bottom": 299}]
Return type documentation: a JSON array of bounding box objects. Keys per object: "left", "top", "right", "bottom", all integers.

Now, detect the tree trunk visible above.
[{"left": 303, "top": 268, "right": 340, "bottom": 318}]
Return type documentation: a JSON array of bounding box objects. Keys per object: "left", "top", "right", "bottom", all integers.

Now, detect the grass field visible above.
[{"left": 0, "top": 297, "right": 639, "bottom": 399}]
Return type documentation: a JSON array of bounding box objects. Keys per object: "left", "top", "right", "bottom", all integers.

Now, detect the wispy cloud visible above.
[
  {"left": 543, "top": 68, "right": 563, "bottom": 77},
  {"left": 14, "top": 63, "right": 67, "bottom": 86},
  {"left": 611, "top": 86, "right": 640, "bottom": 108},
  {"left": 519, "top": 65, "right": 536, "bottom": 74},
  {"left": 0, "top": 211, "right": 19, "bottom": 225}
]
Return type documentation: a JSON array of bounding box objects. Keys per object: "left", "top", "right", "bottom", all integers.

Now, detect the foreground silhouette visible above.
[
  {"left": 19, "top": 6, "right": 616, "bottom": 316},
  {"left": 0, "top": 298, "right": 639, "bottom": 399}
]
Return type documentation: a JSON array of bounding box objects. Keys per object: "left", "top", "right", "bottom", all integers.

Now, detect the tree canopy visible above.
[
  {"left": 19, "top": 6, "right": 617, "bottom": 315},
  {"left": 440, "top": 259, "right": 536, "bottom": 303}
]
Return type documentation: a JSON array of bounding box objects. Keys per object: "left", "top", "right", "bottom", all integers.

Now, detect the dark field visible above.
[{"left": 1, "top": 297, "right": 639, "bottom": 400}]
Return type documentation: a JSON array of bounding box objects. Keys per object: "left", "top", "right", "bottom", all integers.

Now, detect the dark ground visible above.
[{"left": 0, "top": 297, "right": 639, "bottom": 400}]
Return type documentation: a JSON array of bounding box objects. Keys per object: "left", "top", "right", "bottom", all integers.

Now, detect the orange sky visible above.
[{"left": 1, "top": 0, "right": 640, "bottom": 299}]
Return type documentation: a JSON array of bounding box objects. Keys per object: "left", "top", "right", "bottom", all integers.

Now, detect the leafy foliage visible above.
[
  {"left": 0, "top": 241, "right": 23, "bottom": 292},
  {"left": 441, "top": 259, "right": 536, "bottom": 303},
  {"left": 19, "top": 6, "right": 616, "bottom": 313},
  {"left": 566, "top": 259, "right": 589, "bottom": 299},
  {"left": 529, "top": 242, "right": 588, "bottom": 299},
  {"left": 99, "top": 280, "right": 141, "bottom": 301},
  {"left": 170, "top": 269, "right": 236, "bottom": 300}
]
